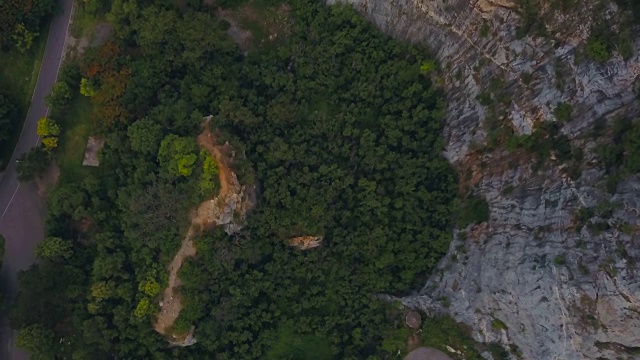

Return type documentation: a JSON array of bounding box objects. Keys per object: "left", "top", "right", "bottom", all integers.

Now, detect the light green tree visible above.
[
  {"left": 36, "top": 117, "right": 60, "bottom": 137},
  {"left": 139, "top": 277, "right": 161, "bottom": 297},
  {"left": 16, "top": 324, "right": 54, "bottom": 356},
  {"left": 199, "top": 153, "right": 219, "bottom": 196},
  {"left": 12, "top": 23, "right": 38, "bottom": 52},
  {"left": 42, "top": 137, "right": 58, "bottom": 149},
  {"left": 46, "top": 82, "right": 73, "bottom": 110},
  {"left": 157, "top": 134, "right": 198, "bottom": 178},
  {"left": 80, "top": 78, "right": 96, "bottom": 97},
  {"left": 35, "top": 237, "right": 73, "bottom": 261},
  {"left": 134, "top": 297, "right": 151, "bottom": 318}
]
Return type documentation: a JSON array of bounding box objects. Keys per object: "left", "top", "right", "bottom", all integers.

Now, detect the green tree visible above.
[
  {"left": 157, "top": 134, "right": 198, "bottom": 178},
  {"left": 36, "top": 117, "right": 60, "bottom": 137},
  {"left": 127, "top": 118, "right": 163, "bottom": 155},
  {"left": 41, "top": 137, "right": 58, "bottom": 149},
  {"left": 554, "top": 102, "right": 572, "bottom": 123},
  {"left": 46, "top": 82, "right": 73, "bottom": 110},
  {"left": 35, "top": 237, "right": 73, "bottom": 261},
  {"left": 16, "top": 147, "right": 50, "bottom": 182},
  {"left": 12, "top": 23, "right": 38, "bottom": 52},
  {"left": 586, "top": 38, "right": 610, "bottom": 63},
  {"left": 16, "top": 324, "right": 55, "bottom": 358},
  {"left": 139, "top": 278, "right": 161, "bottom": 297},
  {"left": 134, "top": 297, "right": 151, "bottom": 318},
  {"left": 199, "top": 153, "right": 218, "bottom": 196},
  {"left": 80, "top": 78, "right": 96, "bottom": 97}
]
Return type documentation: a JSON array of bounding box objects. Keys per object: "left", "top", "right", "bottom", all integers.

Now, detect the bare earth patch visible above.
[
  {"left": 82, "top": 136, "right": 104, "bottom": 167},
  {"left": 217, "top": 2, "right": 292, "bottom": 49},
  {"left": 154, "top": 118, "right": 254, "bottom": 343},
  {"left": 34, "top": 162, "right": 60, "bottom": 197}
]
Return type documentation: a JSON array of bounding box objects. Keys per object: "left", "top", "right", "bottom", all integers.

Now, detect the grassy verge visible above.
[
  {"left": 0, "top": 23, "right": 51, "bottom": 169},
  {"left": 56, "top": 95, "right": 94, "bottom": 183},
  {"left": 70, "top": 4, "right": 102, "bottom": 39}
]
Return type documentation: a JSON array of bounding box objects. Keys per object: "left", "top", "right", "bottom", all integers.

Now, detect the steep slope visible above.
[{"left": 328, "top": 0, "right": 640, "bottom": 358}]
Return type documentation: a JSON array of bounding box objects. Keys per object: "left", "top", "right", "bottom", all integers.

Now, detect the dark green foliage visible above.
[
  {"left": 594, "top": 118, "right": 640, "bottom": 189},
  {"left": 491, "top": 318, "right": 508, "bottom": 330},
  {"left": 457, "top": 195, "right": 490, "bottom": 228},
  {"left": 13, "top": 0, "right": 458, "bottom": 359},
  {"left": 586, "top": 37, "right": 610, "bottom": 63},
  {"left": 16, "top": 147, "right": 51, "bottom": 182},
  {"left": 505, "top": 121, "right": 574, "bottom": 169},
  {"left": 479, "top": 21, "right": 490, "bottom": 38},
  {"left": 622, "top": 122, "right": 640, "bottom": 173},
  {"left": 16, "top": 324, "right": 56, "bottom": 359},
  {"left": 553, "top": 254, "right": 566, "bottom": 266},
  {"left": 584, "top": 1, "right": 639, "bottom": 63},
  {"left": 515, "top": 0, "right": 546, "bottom": 39},
  {"left": 0, "top": 0, "right": 56, "bottom": 50},
  {"left": 421, "top": 316, "right": 483, "bottom": 360},
  {"left": 266, "top": 326, "right": 334, "bottom": 360},
  {"left": 45, "top": 82, "right": 73, "bottom": 110},
  {"left": 0, "top": 93, "right": 17, "bottom": 146},
  {"left": 554, "top": 102, "right": 572, "bottom": 123}
]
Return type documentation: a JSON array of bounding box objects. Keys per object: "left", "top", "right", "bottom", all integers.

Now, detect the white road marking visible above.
[
  {"left": 1, "top": 184, "right": 20, "bottom": 220},
  {"left": 2, "top": 0, "right": 76, "bottom": 219}
]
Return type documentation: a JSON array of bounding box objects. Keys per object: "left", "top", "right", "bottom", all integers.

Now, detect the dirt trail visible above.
[{"left": 154, "top": 119, "right": 244, "bottom": 341}]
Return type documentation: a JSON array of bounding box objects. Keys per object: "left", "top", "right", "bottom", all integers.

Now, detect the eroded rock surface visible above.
[{"left": 327, "top": 0, "right": 640, "bottom": 358}]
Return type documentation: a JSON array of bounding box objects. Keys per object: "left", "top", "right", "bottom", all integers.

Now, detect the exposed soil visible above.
[
  {"left": 216, "top": 2, "right": 291, "bottom": 50},
  {"left": 288, "top": 235, "right": 323, "bottom": 250},
  {"left": 217, "top": 9, "right": 254, "bottom": 51},
  {"left": 34, "top": 162, "right": 60, "bottom": 197},
  {"left": 154, "top": 119, "right": 242, "bottom": 341}
]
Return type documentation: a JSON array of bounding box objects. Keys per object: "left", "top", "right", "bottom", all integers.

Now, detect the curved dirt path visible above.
[{"left": 154, "top": 120, "right": 240, "bottom": 340}]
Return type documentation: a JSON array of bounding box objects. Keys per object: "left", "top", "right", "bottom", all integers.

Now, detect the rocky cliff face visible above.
[{"left": 326, "top": 0, "right": 640, "bottom": 358}]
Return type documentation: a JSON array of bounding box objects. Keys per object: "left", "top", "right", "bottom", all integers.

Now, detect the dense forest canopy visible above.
[
  {"left": 12, "top": 0, "right": 461, "bottom": 358},
  {"left": 0, "top": 0, "right": 56, "bottom": 51}
]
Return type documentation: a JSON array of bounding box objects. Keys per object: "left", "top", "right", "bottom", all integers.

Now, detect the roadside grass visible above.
[
  {"left": 71, "top": 5, "right": 102, "bottom": 39},
  {"left": 56, "top": 95, "right": 94, "bottom": 183},
  {"left": 0, "top": 24, "right": 50, "bottom": 170}
]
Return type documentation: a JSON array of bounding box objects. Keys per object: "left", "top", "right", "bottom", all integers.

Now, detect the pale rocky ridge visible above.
[{"left": 326, "top": 0, "right": 640, "bottom": 358}]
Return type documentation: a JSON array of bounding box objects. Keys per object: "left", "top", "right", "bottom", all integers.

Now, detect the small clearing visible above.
[
  {"left": 154, "top": 118, "right": 251, "bottom": 342},
  {"left": 217, "top": 2, "right": 292, "bottom": 50}
]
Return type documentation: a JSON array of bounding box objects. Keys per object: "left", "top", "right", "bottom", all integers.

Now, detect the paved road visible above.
[{"left": 0, "top": 0, "right": 74, "bottom": 358}]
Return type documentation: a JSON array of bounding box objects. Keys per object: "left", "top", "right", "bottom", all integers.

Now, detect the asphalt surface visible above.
[{"left": 0, "top": 0, "right": 74, "bottom": 358}]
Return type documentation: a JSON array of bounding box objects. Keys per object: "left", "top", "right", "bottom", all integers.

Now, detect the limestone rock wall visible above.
[{"left": 326, "top": 0, "right": 640, "bottom": 358}]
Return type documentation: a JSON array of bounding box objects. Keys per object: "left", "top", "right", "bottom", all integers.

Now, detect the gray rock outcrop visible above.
[{"left": 327, "top": 0, "right": 640, "bottom": 358}]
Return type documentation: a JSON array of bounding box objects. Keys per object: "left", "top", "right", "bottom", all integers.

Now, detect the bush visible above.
[
  {"left": 458, "top": 195, "right": 490, "bottom": 228},
  {"left": 36, "top": 117, "right": 60, "bottom": 137},
  {"left": 46, "top": 82, "right": 73, "bottom": 110},
  {"left": 16, "top": 147, "right": 50, "bottom": 182},
  {"left": 586, "top": 38, "right": 610, "bottom": 63},
  {"left": 554, "top": 102, "right": 572, "bottom": 123}
]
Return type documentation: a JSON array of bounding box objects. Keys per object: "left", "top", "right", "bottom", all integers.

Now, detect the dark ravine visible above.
[{"left": 328, "top": 0, "right": 640, "bottom": 358}]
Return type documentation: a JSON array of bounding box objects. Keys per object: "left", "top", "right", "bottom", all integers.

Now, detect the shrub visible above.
[
  {"left": 586, "top": 38, "right": 610, "bottom": 63},
  {"left": 554, "top": 102, "right": 572, "bottom": 123},
  {"left": 134, "top": 298, "right": 151, "bottom": 318},
  {"left": 46, "top": 82, "right": 73, "bottom": 110},
  {"left": 42, "top": 136, "right": 58, "bottom": 149},
  {"left": 36, "top": 117, "right": 60, "bottom": 137},
  {"left": 479, "top": 21, "right": 490, "bottom": 37},
  {"left": 16, "top": 147, "right": 51, "bottom": 182},
  {"left": 491, "top": 318, "right": 508, "bottom": 330},
  {"left": 457, "top": 195, "right": 490, "bottom": 228},
  {"left": 80, "top": 78, "right": 96, "bottom": 97}
]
